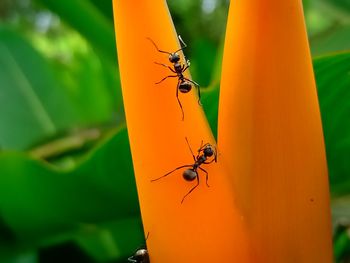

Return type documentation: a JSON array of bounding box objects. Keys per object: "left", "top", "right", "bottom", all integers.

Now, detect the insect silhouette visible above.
[
  {"left": 147, "top": 36, "right": 200, "bottom": 121},
  {"left": 128, "top": 246, "right": 149, "bottom": 263},
  {"left": 128, "top": 232, "right": 150, "bottom": 263},
  {"left": 151, "top": 138, "right": 217, "bottom": 203}
]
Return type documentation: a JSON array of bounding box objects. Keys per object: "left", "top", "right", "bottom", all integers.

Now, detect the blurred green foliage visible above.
[{"left": 0, "top": 0, "right": 349, "bottom": 262}]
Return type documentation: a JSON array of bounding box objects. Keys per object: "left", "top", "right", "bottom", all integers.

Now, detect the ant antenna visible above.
[
  {"left": 178, "top": 35, "right": 187, "bottom": 48},
  {"left": 213, "top": 145, "right": 218, "bottom": 162},
  {"left": 177, "top": 35, "right": 190, "bottom": 66},
  {"left": 185, "top": 137, "right": 196, "bottom": 162},
  {"left": 174, "top": 35, "right": 188, "bottom": 53},
  {"left": 147, "top": 37, "right": 172, "bottom": 55}
]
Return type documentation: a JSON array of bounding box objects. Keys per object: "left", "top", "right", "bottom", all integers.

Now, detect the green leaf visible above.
[
  {"left": 305, "top": 0, "right": 350, "bottom": 56},
  {"left": 201, "top": 83, "right": 220, "bottom": 139},
  {"left": 313, "top": 52, "right": 350, "bottom": 195},
  {"left": 89, "top": 0, "right": 114, "bottom": 23},
  {"left": 190, "top": 38, "right": 218, "bottom": 87},
  {"left": 1, "top": 252, "right": 37, "bottom": 263},
  {"left": 49, "top": 44, "right": 123, "bottom": 129},
  {"left": 35, "top": 0, "right": 116, "bottom": 62},
  {"left": 323, "top": 0, "right": 350, "bottom": 14},
  {"left": 0, "top": 28, "right": 122, "bottom": 150},
  {"left": 0, "top": 28, "right": 76, "bottom": 150},
  {"left": 0, "top": 127, "right": 139, "bottom": 244},
  {"left": 311, "top": 26, "right": 350, "bottom": 56},
  {"left": 75, "top": 217, "right": 144, "bottom": 262},
  {"left": 334, "top": 228, "right": 350, "bottom": 262}
]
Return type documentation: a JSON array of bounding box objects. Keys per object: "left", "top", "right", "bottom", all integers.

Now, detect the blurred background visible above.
[{"left": 0, "top": 0, "right": 349, "bottom": 262}]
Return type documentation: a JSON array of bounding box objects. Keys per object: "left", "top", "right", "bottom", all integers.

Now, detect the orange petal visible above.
[
  {"left": 218, "top": 0, "right": 333, "bottom": 261},
  {"left": 113, "top": 1, "right": 250, "bottom": 262}
]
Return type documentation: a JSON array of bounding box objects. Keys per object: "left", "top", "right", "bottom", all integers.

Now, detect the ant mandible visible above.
[
  {"left": 147, "top": 36, "right": 201, "bottom": 121},
  {"left": 151, "top": 138, "right": 217, "bottom": 203},
  {"left": 128, "top": 232, "right": 150, "bottom": 263}
]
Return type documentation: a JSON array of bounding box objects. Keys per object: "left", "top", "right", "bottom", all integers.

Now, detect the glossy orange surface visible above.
[
  {"left": 218, "top": 0, "right": 333, "bottom": 262},
  {"left": 113, "top": 1, "right": 249, "bottom": 262}
]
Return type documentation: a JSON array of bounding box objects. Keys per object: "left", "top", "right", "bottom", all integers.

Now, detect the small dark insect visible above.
[
  {"left": 128, "top": 233, "right": 150, "bottom": 263},
  {"left": 128, "top": 246, "right": 149, "bottom": 263},
  {"left": 151, "top": 138, "right": 217, "bottom": 203},
  {"left": 147, "top": 35, "right": 201, "bottom": 120}
]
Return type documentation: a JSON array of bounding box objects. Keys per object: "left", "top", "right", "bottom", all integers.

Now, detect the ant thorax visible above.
[
  {"left": 197, "top": 155, "right": 207, "bottom": 165},
  {"left": 174, "top": 62, "right": 182, "bottom": 72}
]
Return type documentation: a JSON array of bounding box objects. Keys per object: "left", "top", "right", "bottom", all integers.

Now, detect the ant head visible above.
[
  {"left": 169, "top": 53, "right": 180, "bottom": 63},
  {"left": 132, "top": 248, "right": 148, "bottom": 261},
  {"left": 203, "top": 145, "right": 214, "bottom": 157},
  {"left": 183, "top": 169, "right": 197, "bottom": 181}
]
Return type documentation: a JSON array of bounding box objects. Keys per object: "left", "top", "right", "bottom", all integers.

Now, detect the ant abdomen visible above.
[
  {"left": 179, "top": 82, "right": 192, "bottom": 93},
  {"left": 183, "top": 169, "right": 197, "bottom": 181}
]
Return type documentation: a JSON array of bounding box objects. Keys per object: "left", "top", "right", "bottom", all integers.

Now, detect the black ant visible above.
[
  {"left": 147, "top": 36, "right": 201, "bottom": 120},
  {"left": 128, "top": 246, "right": 149, "bottom": 263},
  {"left": 151, "top": 138, "right": 217, "bottom": 203},
  {"left": 128, "top": 232, "right": 150, "bottom": 263}
]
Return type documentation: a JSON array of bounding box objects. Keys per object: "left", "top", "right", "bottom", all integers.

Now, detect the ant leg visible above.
[
  {"left": 156, "top": 75, "right": 177, "bottom": 84},
  {"left": 197, "top": 85, "right": 201, "bottom": 105},
  {"left": 147, "top": 37, "right": 172, "bottom": 55},
  {"left": 185, "top": 137, "right": 196, "bottom": 162},
  {"left": 184, "top": 77, "right": 201, "bottom": 106},
  {"left": 176, "top": 81, "right": 185, "bottom": 121},
  {"left": 199, "top": 143, "right": 210, "bottom": 150},
  {"left": 195, "top": 140, "right": 204, "bottom": 159},
  {"left": 151, "top": 165, "right": 192, "bottom": 182},
  {"left": 182, "top": 65, "right": 190, "bottom": 73},
  {"left": 198, "top": 140, "right": 204, "bottom": 150},
  {"left": 198, "top": 141, "right": 216, "bottom": 158},
  {"left": 178, "top": 35, "right": 187, "bottom": 48},
  {"left": 204, "top": 158, "right": 216, "bottom": 164},
  {"left": 174, "top": 35, "right": 187, "bottom": 53},
  {"left": 199, "top": 167, "right": 210, "bottom": 187},
  {"left": 198, "top": 143, "right": 212, "bottom": 154},
  {"left": 154, "top": 62, "right": 176, "bottom": 73},
  {"left": 184, "top": 77, "right": 199, "bottom": 87},
  {"left": 181, "top": 174, "right": 200, "bottom": 204},
  {"left": 127, "top": 256, "right": 137, "bottom": 263},
  {"left": 213, "top": 146, "right": 217, "bottom": 162}
]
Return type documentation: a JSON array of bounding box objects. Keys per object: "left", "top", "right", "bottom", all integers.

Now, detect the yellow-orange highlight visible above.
[
  {"left": 113, "top": 1, "right": 249, "bottom": 262},
  {"left": 218, "top": 0, "right": 333, "bottom": 262}
]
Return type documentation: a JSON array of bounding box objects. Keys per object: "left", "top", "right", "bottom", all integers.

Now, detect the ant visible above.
[
  {"left": 151, "top": 138, "right": 217, "bottom": 203},
  {"left": 128, "top": 232, "right": 150, "bottom": 263},
  {"left": 147, "top": 36, "right": 201, "bottom": 120},
  {"left": 128, "top": 246, "right": 149, "bottom": 263}
]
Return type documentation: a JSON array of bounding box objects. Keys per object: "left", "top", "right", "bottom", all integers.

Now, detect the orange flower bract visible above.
[
  {"left": 113, "top": 1, "right": 250, "bottom": 262},
  {"left": 218, "top": 0, "right": 333, "bottom": 262}
]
